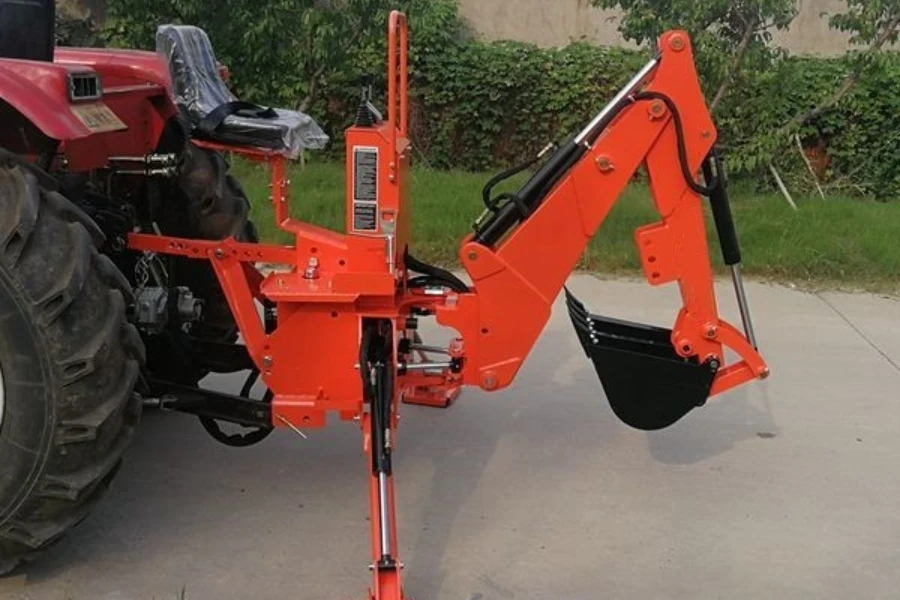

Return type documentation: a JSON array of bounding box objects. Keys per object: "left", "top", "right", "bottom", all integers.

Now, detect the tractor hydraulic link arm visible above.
[{"left": 435, "top": 30, "right": 768, "bottom": 430}]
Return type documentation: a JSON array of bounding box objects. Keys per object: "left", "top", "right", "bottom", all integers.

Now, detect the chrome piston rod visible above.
[
  {"left": 378, "top": 473, "right": 392, "bottom": 556},
  {"left": 574, "top": 55, "right": 660, "bottom": 146},
  {"left": 730, "top": 264, "right": 758, "bottom": 350}
]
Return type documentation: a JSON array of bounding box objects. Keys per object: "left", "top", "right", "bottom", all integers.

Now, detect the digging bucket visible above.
[{"left": 565, "top": 288, "right": 719, "bottom": 431}]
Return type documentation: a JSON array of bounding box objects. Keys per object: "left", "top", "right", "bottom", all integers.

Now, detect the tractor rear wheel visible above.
[
  {"left": 0, "top": 163, "right": 144, "bottom": 574},
  {"left": 144, "top": 173, "right": 258, "bottom": 386}
]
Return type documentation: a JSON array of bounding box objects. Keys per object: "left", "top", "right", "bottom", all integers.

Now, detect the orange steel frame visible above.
[{"left": 128, "top": 12, "right": 768, "bottom": 600}]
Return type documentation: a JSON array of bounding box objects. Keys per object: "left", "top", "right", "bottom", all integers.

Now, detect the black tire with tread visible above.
[
  {"left": 145, "top": 173, "right": 257, "bottom": 386},
  {"left": 0, "top": 163, "right": 144, "bottom": 574}
]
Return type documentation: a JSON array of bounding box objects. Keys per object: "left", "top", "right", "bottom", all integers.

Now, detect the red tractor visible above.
[{"left": 0, "top": 3, "right": 768, "bottom": 599}]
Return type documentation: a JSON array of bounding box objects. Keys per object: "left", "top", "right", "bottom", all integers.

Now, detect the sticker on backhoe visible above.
[
  {"left": 70, "top": 102, "right": 128, "bottom": 134},
  {"left": 352, "top": 146, "right": 379, "bottom": 232}
]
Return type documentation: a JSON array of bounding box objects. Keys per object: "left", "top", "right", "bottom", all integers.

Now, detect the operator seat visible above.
[{"left": 156, "top": 24, "right": 328, "bottom": 158}]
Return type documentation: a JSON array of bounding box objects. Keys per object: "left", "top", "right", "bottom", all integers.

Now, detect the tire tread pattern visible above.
[{"left": 0, "top": 164, "right": 144, "bottom": 573}]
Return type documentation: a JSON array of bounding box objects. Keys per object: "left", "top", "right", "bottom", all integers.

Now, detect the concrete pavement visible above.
[{"left": 3, "top": 274, "right": 900, "bottom": 600}]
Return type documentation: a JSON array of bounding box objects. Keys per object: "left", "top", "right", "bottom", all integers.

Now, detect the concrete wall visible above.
[
  {"left": 457, "top": 0, "right": 854, "bottom": 57},
  {"left": 57, "top": 0, "right": 862, "bottom": 57}
]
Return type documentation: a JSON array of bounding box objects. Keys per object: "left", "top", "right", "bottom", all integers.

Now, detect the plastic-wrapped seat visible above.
[{"left": 156, "top": 24, "right": 328, "bottom": 158}]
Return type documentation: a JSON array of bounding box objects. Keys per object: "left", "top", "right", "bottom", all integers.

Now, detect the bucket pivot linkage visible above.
[{"left": 566, "top": 150, "right": 761, "bottom": 431}]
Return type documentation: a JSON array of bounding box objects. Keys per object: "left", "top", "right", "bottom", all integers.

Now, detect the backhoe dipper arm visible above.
[{"left": 435, "top": 31, "right": 768, "bottom": 426}]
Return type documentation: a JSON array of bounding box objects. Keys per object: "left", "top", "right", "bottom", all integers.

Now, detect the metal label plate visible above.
[
  {"left": 70, "top": 102, "right": 128, "bottom": 134},
  {"left": 352, "top": 146, "right": 379, "bottom": 232}
]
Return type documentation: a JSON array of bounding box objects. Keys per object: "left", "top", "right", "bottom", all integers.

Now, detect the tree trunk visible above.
[
  {"left": 710, "top": 16, "right": 758, "bottom": 113},
  {"left": 782, "top": 12, "right": 900, "bottom": 134}
]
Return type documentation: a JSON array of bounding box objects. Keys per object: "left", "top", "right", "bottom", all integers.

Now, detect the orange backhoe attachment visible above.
[
  {"left": 128, "top": 12, "right": 768, "bottom": 600},
  {"left": 432, "top": 29, "right": 768, "bottom": 431}
]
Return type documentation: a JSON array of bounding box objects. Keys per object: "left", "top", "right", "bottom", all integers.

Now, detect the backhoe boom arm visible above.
[{"left": 435, "top": 31, "right": 768, "bottom": 417}]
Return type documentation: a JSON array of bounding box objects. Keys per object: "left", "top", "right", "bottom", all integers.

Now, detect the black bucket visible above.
[{"left": 565, "top": 288, "right": 718, "bottom": 431}]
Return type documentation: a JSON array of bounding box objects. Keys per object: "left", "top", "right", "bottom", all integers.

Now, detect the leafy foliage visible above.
[
  {"left": 830, "top": 0, "right": 900, "bottom": 46},
  {"left": 56, "top": 10, "right": 103, "bottom": 46},
  {"left": 104, "top": 1, "right": 444, "bottom": 108},
  {"left": 716, "top": 52, "right": 900, "bottom": 198},
  {"left": 87, "top": 0, "right": 900, "bottom": 198},
  {"left": 412, "top": 41, "right": 647, "bottom": 169},
  {"left": 102, "top": 0, "right": 463, "bottom": 151},
  {"left": 590, "top": 0, "right": 798, "bottom": 108}
]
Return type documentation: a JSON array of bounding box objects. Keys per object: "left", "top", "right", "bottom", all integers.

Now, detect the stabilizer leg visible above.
[{"left": 361, "top": 322, "right": 405, "bottom": 600}]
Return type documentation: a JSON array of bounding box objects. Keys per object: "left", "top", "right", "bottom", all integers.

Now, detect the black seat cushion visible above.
[{"left": 156, "top": 24, "right": 328, "bottom": 157}]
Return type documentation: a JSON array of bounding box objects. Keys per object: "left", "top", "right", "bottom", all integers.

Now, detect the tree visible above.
[
  {"left": 590, "top": 0, "right": 798, "bottom": 112},
  {"left": 57, "top": 0, "right": 103, "bottom": 47},
  {"left": 782, "top": 0, "right": 900, "bottom": 133},
  {"left": 104, "top": 0, "right": 398, "bottom": 112}
]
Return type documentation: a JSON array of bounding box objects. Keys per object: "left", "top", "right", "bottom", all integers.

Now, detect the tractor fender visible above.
[{"left": 0, "top": 65, "right": 93, "bottom": 142}]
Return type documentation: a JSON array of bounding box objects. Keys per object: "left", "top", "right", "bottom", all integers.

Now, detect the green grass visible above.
[{"left": 232, "top": 159, "right": 900, "bottom": 294}]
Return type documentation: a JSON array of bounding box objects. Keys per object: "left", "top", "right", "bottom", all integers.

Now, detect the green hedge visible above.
[
  {"left": 92, "top": 0, "right": 900, "bottom": 198},
  {"left": 310, "top": 5, "right": 900, "bottom": 198},
  {"left": 715, "top": 54, "right": 900, "bottom": 198},
  {"left": 409, "top": 42, "right": 648, "bottom": 170}
]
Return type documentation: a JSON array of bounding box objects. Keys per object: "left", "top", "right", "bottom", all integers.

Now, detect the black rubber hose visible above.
[
  {"left": 359, "top": 324, "right": 374, "bottom": 405},
  {"left": 473, "top": 139, "right": 585, "bottom": 247},
  {"left": 702, "top": 154, "right": 742, "bottom": 266},
  {"left": 632, "top": 91, "right": 718, "bottom": 197},
  {"left": 405, "top": 251, "right": 469, "bottom": 293},
  {"left": 481, "top": 153, "right": 544, "bottom": 210},
  {"left": 472, "top": 90, "right": 723, "bottom": 249}
]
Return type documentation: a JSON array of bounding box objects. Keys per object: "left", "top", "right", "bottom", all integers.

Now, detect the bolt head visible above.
[
  {"left": 670, "top": 35, "right": 685, "bottom": 51},
  {"left": 648, "top": 100, "right": 666, "bottom": 119},
  {"left": 262, "top": 355, "right": 274, "bottom": 368},
  {"left": 706, "top": 326, "right": 718, "bottom": 339},
  {"left": 467, "top": 251, "right": 478, "bottom": 261},
  {"left": 214, "top": 249, "right": 224, "bottom": 259},
  {"left": 595, "top": 156, "right": 614, "bottom": 172},
  {"left": 483, "top": 372, "right": 498, "bottom": 390}
]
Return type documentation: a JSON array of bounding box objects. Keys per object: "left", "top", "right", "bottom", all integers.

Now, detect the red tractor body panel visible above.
[
  {"left": 0, "top": 47, "right": 178, "bottom": 170},
  {"left": 55, "top": 48, "right": 178, "bottom": 170},
  {"left": 0, "top": 60, "right": 95, "bottom": 141},
  {"left": 55, "top": 47, "right": 173, "bottom": 91}
]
